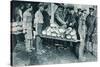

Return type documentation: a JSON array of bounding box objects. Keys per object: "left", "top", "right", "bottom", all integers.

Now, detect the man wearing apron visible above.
[
  {"left": 78, "top": 9, "right": 87, "bottom": 61},
  {"left": 23, "top": 4, "right": 34, "bottom": 52}
]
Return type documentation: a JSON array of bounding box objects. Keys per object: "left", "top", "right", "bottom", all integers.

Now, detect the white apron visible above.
[{"left": 23, "top": 10, "right": 33, "bottom": 39}]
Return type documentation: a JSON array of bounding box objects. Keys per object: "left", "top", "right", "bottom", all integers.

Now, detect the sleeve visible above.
[
  {"left": 93, "top": 17, "right": 97, "bottom": 33},
  {"left": 34, "top": 12, "right": 39, "bottom": 24},
  {"left": 94, "top": 17, "right": 97, "bottom": 28},
  {"left": 55, "top": 8, "right": 66, "bottom": 25}
]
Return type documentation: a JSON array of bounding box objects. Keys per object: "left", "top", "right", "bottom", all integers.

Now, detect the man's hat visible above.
[
  {"left": 65, "top": 4, "right": 74, "bottom": 10},
  {"left": 77, "top": 8, "right": 82, "bottom": 12},
  {"left": 69, "top": 6, "right": 74, "bottom": 10},
  {"left": 38, "top": 3, "right": 48, "bottom": 9},
  {"left": 89, "top": 7, "right": 94, "bottom": 11},
  {"left": 38, "top": 3, "right": 45, "bottom": 7},
  {"left": 81, "top": 9, "right": 87, "bottom": 13},
  {"left": 54, "top": 3, "right": 64, "bottom": 8}
]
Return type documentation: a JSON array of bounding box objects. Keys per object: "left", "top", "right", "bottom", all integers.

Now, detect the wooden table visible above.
[
  {"left": 36, "top": 34, "right": 81, "bottom": 57},
  {"left": 39, "top": 35, "right": 80, "bottom": 42}
]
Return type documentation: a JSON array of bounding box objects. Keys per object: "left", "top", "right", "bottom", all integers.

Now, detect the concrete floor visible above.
[{"left": 12, "top": 41, "right": 97, "bottom": 66}]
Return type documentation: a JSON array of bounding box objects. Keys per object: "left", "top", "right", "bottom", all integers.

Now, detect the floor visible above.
[{"left": 12, "top": 41, "right": 97, "bottom": 66}]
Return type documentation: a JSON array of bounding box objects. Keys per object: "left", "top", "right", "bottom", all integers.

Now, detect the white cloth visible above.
[
  {"left": 34, "top": 10, "right": 44, "bottom": 24},
  {"left": 11, "top": 22, "right": 23, "bottom": 35}
]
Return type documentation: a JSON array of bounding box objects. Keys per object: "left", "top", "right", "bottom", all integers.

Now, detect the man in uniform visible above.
[{"left": 85, "top": 7, "right": 96, "bottom": 54}]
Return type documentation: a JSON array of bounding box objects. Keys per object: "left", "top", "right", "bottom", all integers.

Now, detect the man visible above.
[
  {"left": 65, "top": 6, "right": 79, "bottom": 55},
  {"left": 65, "top": 6, "right": 76, "bottom": 29},
  {"left": 85, "top": 7, "right": 96, "bottom": 54},
  {"left": 11, "top": 4, "right": 24, "bottom": 52},
  {"left": 23, "top": 3, "right": 34, "bottom": 52},
  {"left": 55, "top": 5, "right": 77, "bottom": 49},
  {"left": 42, "top": 5, "right": 50, "bottom": 30},
  {"left": 55, "top": 4, "right": 66, "bottom": 26},
  {"left": 34, "top": 3, "right": 46, "bottom": 55},
  {"left": 14, "top": 5, "right": 23, "bottom": 42},
  {"left": 54, "top": 4, "right": 69, "bottom": 48},
  {"left": 78, "top": 9, "right": 87, "bottom": 61}
]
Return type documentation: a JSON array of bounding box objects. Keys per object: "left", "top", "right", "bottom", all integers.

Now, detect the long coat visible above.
[
  {"left": 78, "top": 15, "right": 87, "bottom": 40},
  {"left": 86, "top": 14, "right": 96, "bottom": 41},
  {"left": 23, "top": 9, "right": 33, "bottom": 39}
]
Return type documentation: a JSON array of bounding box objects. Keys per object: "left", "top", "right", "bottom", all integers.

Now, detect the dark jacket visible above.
[{"left": 86, "top": 14, "right": 96, "bottom": 36}]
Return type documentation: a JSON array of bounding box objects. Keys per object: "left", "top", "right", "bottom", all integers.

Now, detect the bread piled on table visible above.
[{"left": 42, "top": 23, "right": 77, "bottom": 40}]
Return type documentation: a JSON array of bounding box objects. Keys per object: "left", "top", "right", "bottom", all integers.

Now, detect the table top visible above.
[{"left": 39, "top": 35, "right": 80, "bottom": 42}]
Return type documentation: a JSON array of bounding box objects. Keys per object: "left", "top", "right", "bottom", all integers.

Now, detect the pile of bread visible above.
[{"left": 42, "top": 23, "right": 77, "bottom": 40}]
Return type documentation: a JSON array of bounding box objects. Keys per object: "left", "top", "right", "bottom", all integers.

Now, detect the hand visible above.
[
  {"left": 23, "top": 30, "right": 27, "bottom": 34},
  {"left": 63, "top": 21, "right": 66, "bottom": 25},
  {"left": 69, "top": 23, "right": 73, "bottom": 26},
  {"left": 62, "top": 25, "right": 67, "bottom": 28},
  {"left": 66, "top": 21, "right": 68, "bottom": 24}
]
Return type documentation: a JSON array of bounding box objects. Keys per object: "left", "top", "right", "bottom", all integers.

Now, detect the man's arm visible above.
[
  {"left": 93, "top": 17, "right": 97, "bottom": 33},
  {"left": 55, "top": 8, "right": 66, "bottom": 25},
  {"left": 55, "top": 14, "right": 66, "bottom": 25}
]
